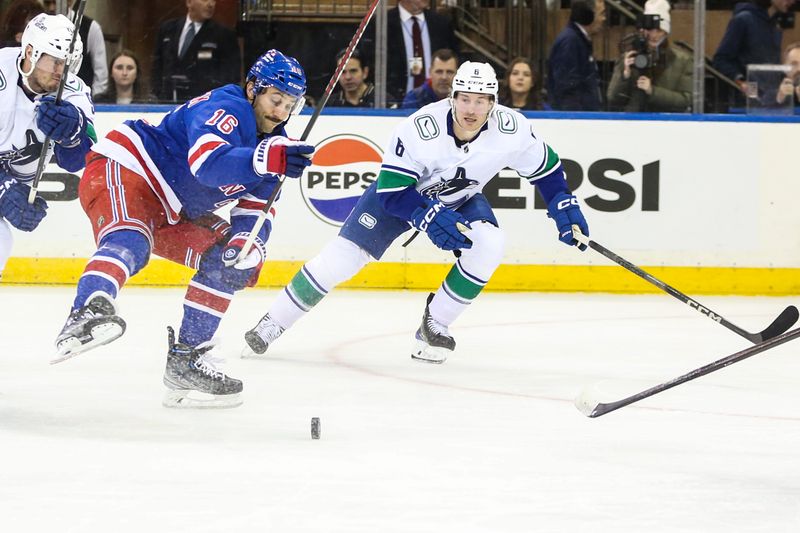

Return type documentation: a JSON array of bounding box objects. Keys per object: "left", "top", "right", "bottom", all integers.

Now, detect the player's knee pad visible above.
[
  {"left": 98, "top": 230, "right": 151, "bottom": 276},
  {"left": 197, "top": 243, "right": 254, "bottom": 292},
  {"left": 305, "top": 236, "right": 371, "bottom": 290},
  {"left": 0, "top": 219, "right": 12, "bottom": 275},
  {"left": 459, "top": 221, "right": 505, "bottom": 279}
]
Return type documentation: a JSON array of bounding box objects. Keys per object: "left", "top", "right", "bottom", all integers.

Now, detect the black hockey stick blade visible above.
[
  {"left": 753, "top": 305, "right": 799, "bottom": 343},
  {"left": 575, "top": 326, "right": 800, "bottom": 418}
]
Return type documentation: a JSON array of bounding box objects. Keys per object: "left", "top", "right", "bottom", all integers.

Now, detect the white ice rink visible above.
[{"left": 2, "top": 286, "right": 800, "bottom": 532}]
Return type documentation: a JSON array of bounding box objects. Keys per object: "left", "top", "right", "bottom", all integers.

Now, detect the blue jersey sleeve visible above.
[{"left": 183, "top": 92, "right": 267, "bottom": 187}]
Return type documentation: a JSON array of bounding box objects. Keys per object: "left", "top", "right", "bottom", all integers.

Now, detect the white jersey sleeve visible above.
[
  {"left": 375, "top": 118, "right": 428, "bottom": 194},
  {"left": 507, "top": 120, "right": 563, "bottom": 184}
]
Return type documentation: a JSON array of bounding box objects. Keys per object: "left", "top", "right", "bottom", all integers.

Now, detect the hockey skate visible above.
[
  {"left": 53, "top": 292, "right": 126, "bottom": 364},
  {"left": 411, "top": 293, "right": 455, "bottom": 364},
  {"left": 242, "top": 313, "right": 284, "bottom": 358},
  {"left": 162, "top": 326, "right": 243, "bottom": 409}
]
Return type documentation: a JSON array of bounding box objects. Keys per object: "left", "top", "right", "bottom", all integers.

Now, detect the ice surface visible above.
[{"left": 2, "top": 286, "right": 800, "bottom": 532}]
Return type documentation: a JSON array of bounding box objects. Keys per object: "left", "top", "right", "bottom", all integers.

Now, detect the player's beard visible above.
[{"left": 29, "top": 70, "right": 59, "bottom": 94}]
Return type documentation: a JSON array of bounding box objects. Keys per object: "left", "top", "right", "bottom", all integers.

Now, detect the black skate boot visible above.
[
  {"left": 53, "top": 292, "right": 126, "bottom": 364},
  {"left": 163, "top": 326, "right": 243, "bottom": 408},
  {"left": 242, "top": 313, "right": 285, "bottom": 357},
  {"left": 411, "top": 293, "right": 455, "bottom": 364}
]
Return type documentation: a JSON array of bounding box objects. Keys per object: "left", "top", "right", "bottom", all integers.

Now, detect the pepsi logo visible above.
[{"left": 300, "top": 134, "right": 383, "bottom": 226}]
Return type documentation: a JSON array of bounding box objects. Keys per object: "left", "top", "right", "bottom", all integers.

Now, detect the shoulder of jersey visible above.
[
  {"left": 406, "top": 99, "right": 449, "bottom": 142},
  {"left": 62, "top": 72, "right": 89, "bottom": 96},
  {"left": 198, "top": 85, "right": 255, "bottom": 126},
  {"left": 0, "top": 47, "right": 20, "bottom": 92},
  {"left": 490, "top": 103, "right": 526, "bottom": 136}
]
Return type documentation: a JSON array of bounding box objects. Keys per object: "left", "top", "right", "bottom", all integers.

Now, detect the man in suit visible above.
[
  {"left": 367, "top": 0, "right": 459, "bottom": 106},
  {"left": 547, "top": 0, "right": 606, "bottom": 111},
  {"left": 151, "top": 0, "right": 241, "bottom": 103}
]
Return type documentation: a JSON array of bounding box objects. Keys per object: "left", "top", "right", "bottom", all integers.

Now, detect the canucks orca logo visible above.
[
  {"left": 0, "top": 130, "right": 45, "bottom": 183},
  {"left": 300, "top": 134, "right": 382, "bottom": 227},
  {"left": 419, "top": 169, "right": 480, "bottom": 209}
]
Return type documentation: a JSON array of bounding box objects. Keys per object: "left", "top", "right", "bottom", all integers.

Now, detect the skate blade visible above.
[
  {"left": 162, "top": 389, "right": 243, "bottom": 409},
  {"left": 51, "top": 322, "right": 125, "bottom": 365},
  {"left": 411, "top": 339, "right": 449, "bottom": 364},
  {"left": 240, "top": 344, "right": 269, "bottom": 359}
]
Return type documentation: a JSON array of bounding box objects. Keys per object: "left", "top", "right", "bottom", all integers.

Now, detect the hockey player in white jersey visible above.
[
  {"left": 0, "top": 13, "right": 95, "bottom": 278},
  {"left": 243, "top": 62, "right": 590, "bottom": 363}
]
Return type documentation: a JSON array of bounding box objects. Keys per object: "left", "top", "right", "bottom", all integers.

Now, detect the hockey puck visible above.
[{"left": 311, "top": 417, "right": 321, "bottom": 439}]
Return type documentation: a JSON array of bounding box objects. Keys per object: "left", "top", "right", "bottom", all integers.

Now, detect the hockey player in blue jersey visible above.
[
  {"left": 53, "top": 49, "right": 315, "bottom": 408},
  {"left": 0, "top": 13, "right": 95, "bottom": 278}
]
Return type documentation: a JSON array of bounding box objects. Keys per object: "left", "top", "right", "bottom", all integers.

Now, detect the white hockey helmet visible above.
[
  {"left": 450, "top": 61, "right": 499, "bottom": 99},
  {"left": 19, "top": 13, "right": 83, "bottom": 77}
]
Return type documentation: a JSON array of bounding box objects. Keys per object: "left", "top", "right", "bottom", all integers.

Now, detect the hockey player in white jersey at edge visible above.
[
  {"left": 0, "top": 13, "right": 95, "bottom": 279},
  {"left": 244, "top": 62, "right": 590, "bottom": 364},
  {"left": 53, "top": 49, "right": 315, "bottom": 408}
]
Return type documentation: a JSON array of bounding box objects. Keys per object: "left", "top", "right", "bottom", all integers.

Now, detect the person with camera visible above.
[
  {"left": 776, "top": 42, "right": 800, "bottom": 105},
  {"left": 607, "top": 0, "right": 692, "bottom": 113}
]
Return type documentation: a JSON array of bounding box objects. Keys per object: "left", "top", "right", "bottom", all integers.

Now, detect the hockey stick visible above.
[
  {"left": 27, "top": 0, "right": 88, "bottom": 204},
  {"left": 575, "top": 326, "right": 800, "bottom": 418},
  {"left": 226, "top": 0, "right": 383, "bottom": 267},
  {"left": 573, "top": 231, "right": 799, "bottom": 344}
]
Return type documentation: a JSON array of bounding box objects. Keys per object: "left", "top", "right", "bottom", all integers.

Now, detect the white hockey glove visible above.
[{"left": 252, "top": 137, "right": 315, "bottom": 178}]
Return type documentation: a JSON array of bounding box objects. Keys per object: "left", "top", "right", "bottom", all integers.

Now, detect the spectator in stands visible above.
[
  {"left": 94, "top": 50, "right": 151, "bottom": 105},
  {"left": 547, "top": 0, "right": 606, "bottom": 111},
  {"left": 330, "top": 48, "right": 375, "bottom": 107},
  {"left": 713, "top": 0, "right": 796, "bottom": 94},
  {"left": 401, "top": 48, "right": 457, "bottom": 109},
  {"left": 499, "top": 57, "right": 542, "bottom": 110},
  {"left": 0, "top": 0, "right": 43, "bottom": 49},
  {"left": 776, "top": 41, "right": 800, "bottom": 105},
  {"left": 46, "top": 0, "right": 108, "bottom": 95},
  {"left": 607, "top": 0, "right": 692, "bottom": 112},
  {"left": 151, "top": 0, "right": 241, "bottom": 103},
  {"left": 366, "top": 0, "right": 459, "bottom": 106}
]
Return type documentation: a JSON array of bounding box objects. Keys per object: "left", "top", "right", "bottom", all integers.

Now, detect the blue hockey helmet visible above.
[{"left": 247, "top": 49, "right": 307, "bottom": 114}]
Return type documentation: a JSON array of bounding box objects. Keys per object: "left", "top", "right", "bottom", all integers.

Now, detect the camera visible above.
[
  {"left": 627, "top": 14, "right": 662, "bottom": 70},
  {"left": 636, "top": 13, "right": 661, "bottom": 31},
  {"left": 630, "top": 36, "right": 651, "bottom": 70}
]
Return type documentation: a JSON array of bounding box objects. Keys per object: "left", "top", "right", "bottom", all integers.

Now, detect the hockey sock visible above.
[
  {"left": 272, "top": 236, "right": 371, "bottom": 328},
  {"left": 73, "top": 230, "right": 150, "bottom": 310},
  {"left": 179, "top": 273, "right": 234, "bottom": 347},
  {"left": 430, "top": 222, "right": 504, "bottom": 325}
]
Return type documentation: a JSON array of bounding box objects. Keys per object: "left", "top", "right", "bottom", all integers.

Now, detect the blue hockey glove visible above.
[
  {"left": 252, "top": 137, "right": 315, "bottom": 179},
  {"left": 411, "top": 201, "right": 472, "bottom": 251},
  {"left": 36, "top": 96, "right": 84, "bottom": 146},
  {"left": 0, "top": 177, "right": 48, "bottom": 232},
  {"left": 546, "top": 192, "right": 589, "bottom": 250},
  {"left": 221, "top": 232, "right": 266, "bottom": 271}
]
